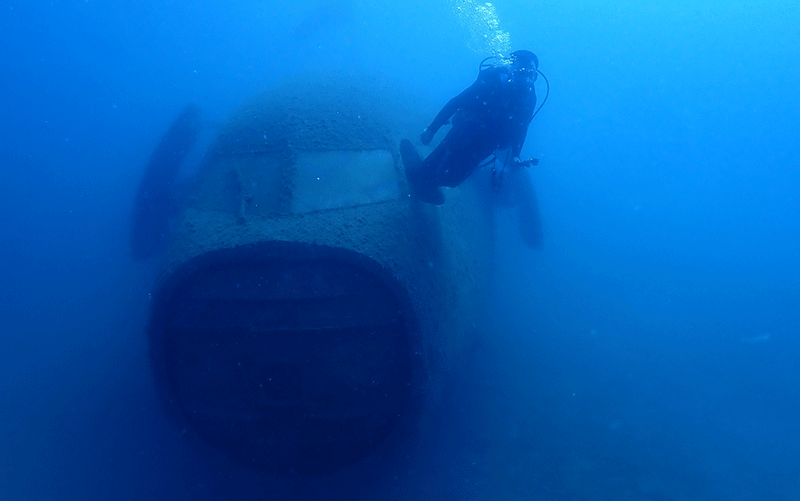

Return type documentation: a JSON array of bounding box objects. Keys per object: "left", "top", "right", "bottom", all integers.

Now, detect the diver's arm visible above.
[
  {"left": 510, "top": 90, "right": 537, "bottom": 159},
  {"left": 510, "top": 121, "right": 541, "bottom": 168},
  {"left": 429, "top": 88, "right": 472, "bottom": 132},
  {"left": 510, "top": 122, "right": 530, "bottom": 159},
  {"left": 421, "top": 85, "right": 478, "bottom": 144}
]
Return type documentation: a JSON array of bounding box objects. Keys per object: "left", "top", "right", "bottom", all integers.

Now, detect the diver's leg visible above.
[
  {"left": 400, "top": 139, "right": 445, "bottom": 205},
  {"left": 434, "top": 149, "right": 483, "bottom": 188},
  {"left": 432, "top": 126, "right": 489, "bottom": 188},
  {"left": 512, "top": 169, "right": 543, "bottom": 249}
]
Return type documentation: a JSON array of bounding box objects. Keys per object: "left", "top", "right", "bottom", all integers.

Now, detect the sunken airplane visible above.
[
  {"left": 142, "top": 77, "right": 495, "bottom": 482},
  {"left": 134, "top": 73, "right": 544, "bottom": 494},
  {"left": 130, "top": 104, "right": 202, "bottom": 261}
]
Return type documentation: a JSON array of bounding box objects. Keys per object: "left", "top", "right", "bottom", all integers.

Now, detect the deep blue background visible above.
[{"left": 2, "top": 1, "right": 799, "bottom": 499}]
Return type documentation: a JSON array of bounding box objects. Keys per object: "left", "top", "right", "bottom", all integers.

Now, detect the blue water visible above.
[{"left": 2, "top": 1, "right": 799, "bottom": 499}]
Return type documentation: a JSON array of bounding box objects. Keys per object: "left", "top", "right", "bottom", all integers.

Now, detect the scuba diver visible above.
[
  {"left": 400, "top": 49, "right": 547, "bottom": 206},
  {"left": 400, "top": 49, "right": 549, "bottom": 248}
]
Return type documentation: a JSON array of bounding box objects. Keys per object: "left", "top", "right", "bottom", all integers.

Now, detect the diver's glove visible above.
[{"left": 420, "top": 127, "right": 435, "bottom": 146}]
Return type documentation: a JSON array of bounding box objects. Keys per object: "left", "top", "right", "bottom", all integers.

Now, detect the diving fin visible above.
[
  {"left": 400, "top": 139, "right": 444, "bottom": 205},
  {"left": 514, "top": 172, "right": 543, "bottom": 249}
]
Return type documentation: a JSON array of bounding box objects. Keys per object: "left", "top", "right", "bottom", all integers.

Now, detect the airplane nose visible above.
[{"left": 146, "top": 77, "right": 494, "bottom": 476}]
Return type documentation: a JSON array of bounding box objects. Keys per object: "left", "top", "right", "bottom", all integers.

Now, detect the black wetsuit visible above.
[{"left": 418, "top": 65, "right": 537, "bottom": 188}]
